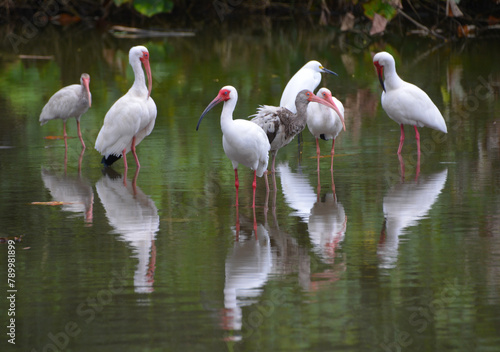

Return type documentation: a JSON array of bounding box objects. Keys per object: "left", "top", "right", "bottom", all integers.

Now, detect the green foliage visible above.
[
  {"left": 362, "top": 0, "right": 398, "bottom": 20},
  {"left": 113, "top": 0, "right": 174, "bottom": 17}
]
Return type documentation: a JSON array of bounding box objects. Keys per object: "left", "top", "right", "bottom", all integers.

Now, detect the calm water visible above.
[{"left": 1, "top": 20, "right": 500, "bottom": 352}]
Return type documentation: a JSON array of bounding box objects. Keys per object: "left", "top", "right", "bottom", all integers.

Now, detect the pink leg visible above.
[
  {"left": 234, "top": 168, "right": 239, "bottom": 208},
  {"left": 252, "top": 205, "right": 258, "bottom": 240},
  {"left": 398, "top": 154, "right": 405, "bottom": 181},
  {"left": 235, "top": 203, "right": 240, "bottom": 240},
  {"left": 252, "top": 170, "right": 257, "bottom": 209},
  {"left": 264, "top": 170, "right": 269, "bottom": 193},
  {"left": 131, "top": 136, "right": 140, "bottom": 169},
  {"left": 63, "top": 121, "right": 68, "bottom": 150},
  {"left": 271, "top": 150, "right": 277, "bottom": 173},
  {"left": 122, "top": 148, "right": 128, "bottom": 171},
  {"left": 78, "top": 148, "right": 84, "bottom": 174},
  {"left": 330, "top": 139, "right": 335, "bottom": 172},
  {"left": 122, "top": 148, "right": 128, "bottom": 186},
  {"left": 76, "top": 119, "right": 85, "bottom": 149},
  {"left": 317, "top": 169, "right": 321, "bottom": 202},
  {"left": 316, "top": 138, "right": 321, "bottom": 174},
  {"left": 414, "top": 125, "right": 420, "bottom": 157},
  {"left": 63, "top": 121, "right": 67, "bottom": 139},
  {"left": 397, "top": 124, "right": 405, "bottom": 155}
]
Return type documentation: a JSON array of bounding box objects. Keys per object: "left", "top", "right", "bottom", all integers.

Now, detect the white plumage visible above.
[
  {"left": 307, "top": 87, "right": 346, "bottom": 171},
  {"left": 95, "top": 45, "right": 156, "bottom": 169},
  {"left": 373, "top": 51, "right": 447, "bottom": 155},
  {"left": 280, "top": 60, "right": 337, "bottom": 113},
  {"left": 40, "top": 73, "right": 91, "bottom": 149},
  {"left": 196, "top": 86, "right": 270, "bottom": 208}
]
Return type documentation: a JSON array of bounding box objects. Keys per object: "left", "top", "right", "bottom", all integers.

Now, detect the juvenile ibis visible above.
[
  {"left": 39, "top": 73, "right": 91, "bottom": 149},
  {"left": 95, "top": 45, "right": 156, "bottom": 171},
  {"left": 251, "top": 90, "right": 343, "bottom": 173},
  {"left": 306, "top": 87, "right": 346, "bottom": 172},
  {"left": 196, "top": 86, "right": 270, "bottom": 208},
  {"left": 373, "top": 51, "right": 447, "bottom": 156}
]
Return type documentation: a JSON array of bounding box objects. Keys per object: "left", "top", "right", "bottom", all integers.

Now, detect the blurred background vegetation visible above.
[{"left": 1, "top": 0, "right": 500, "bottom": 39}]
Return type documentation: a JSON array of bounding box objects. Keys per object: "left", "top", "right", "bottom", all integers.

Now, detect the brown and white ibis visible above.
[
  {"left": 306, "top": 87, "right": 346, "bottom": 172},
  {"left": 196, "top": 86, "right": 270, "bottom": 209},
  {"left": 251, "top": 89, "right": 343, "bottom": 173},
  {"left": 373, "top": 51, "right": 447, "bottom": 156},
  {"left": 95, "top": 45, "right": 156, "bottom": 171},
  {"left": 39, "top": 73, "right": 91, "bottom": 149}
]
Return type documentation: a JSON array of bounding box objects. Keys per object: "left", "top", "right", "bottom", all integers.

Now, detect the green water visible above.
[{"left": 0, "top": 20, "right": 499, "bottom": 352}]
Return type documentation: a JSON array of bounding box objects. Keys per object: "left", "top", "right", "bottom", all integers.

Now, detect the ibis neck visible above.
[
  {"left": 131, "top": 60, "right": 148, "bottom": 96},
  {"left": 295, "top": 100, "right": 309, "bottom": 126},
  {"left": 220, "top": 99, "right": 237, "bottom": 132},
  {"left": 383, "top": 64, "right": 404, "bottom": 91},
  {"left": 80, "top": 82, "right": 90, "bottom": 105}
]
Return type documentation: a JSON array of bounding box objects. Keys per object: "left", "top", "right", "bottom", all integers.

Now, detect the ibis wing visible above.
[
  {"left": 95, "top": 96, "right": 151, "bottom": 156},
  {"left": 39, "top": 85, "right": 83, "bottom": 124}
]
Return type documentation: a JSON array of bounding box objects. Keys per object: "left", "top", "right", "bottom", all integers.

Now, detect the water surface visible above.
[{"left": 1, "top": 21, "right": 500, "bottom": 352}]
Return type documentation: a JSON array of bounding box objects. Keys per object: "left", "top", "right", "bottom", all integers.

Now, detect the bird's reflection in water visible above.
[
  {"left": 41, "top": 168, "right": 93, "bottom": 225},
  {"left": 96, "top": 167, "right": 158, "bottom": 297},
  {"left": 277, "top": 162, "right": 347, "bottom": 290},
  {"left": 379, "top": 168, "right": 448, "bottom": 269},
  {"left": 222, "top": 213, "right": 272, "bottom": 341},
  {"left": 278, "top": 163, "right": 346, "bottom": 261}
]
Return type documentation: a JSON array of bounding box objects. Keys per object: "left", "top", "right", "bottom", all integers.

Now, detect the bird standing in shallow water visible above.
[
  {"left": 373, "top": 51, "right": 447, "bottom": 156},
  {"left": 39, "top": 73, "right": 91, "bottom": 149},
  {"left": 306, "top": 87, "right": 346, "bottom": 173},
  {"left": 95, "top": 45, "right": 156, "bottom": 173},
  {"left": 251, "top": 90, "right": 344, "bottom": 173},
  {"left": 196, "top": 86, "right": 270, "bottom": 209}
]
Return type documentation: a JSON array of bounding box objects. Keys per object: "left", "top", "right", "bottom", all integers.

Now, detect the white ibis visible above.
[
  {"left": 251, "top": 89, "right": 343, "bottom": 173},
  {"left": 306, "top": 87, "right": 346, "bottom": 172},
  {"left": 39, "top": 73, "right": 91, "bottom": 149},
  {"left": 280, "top": 60, "right": 337, "bottom": 113},
  {"left": 95, "top": 45, "right": 156, "bottom": 171},
  {"left": 373, "top": 51, "right": 447, "bottom": 156},
  {"left": 196, "top": 86, "right": 270, "bottom": 208}
]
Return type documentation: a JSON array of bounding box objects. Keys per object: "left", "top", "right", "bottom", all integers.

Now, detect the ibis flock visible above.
[{"left": 40, "top": 46, "right": 447, "bottom": 208}]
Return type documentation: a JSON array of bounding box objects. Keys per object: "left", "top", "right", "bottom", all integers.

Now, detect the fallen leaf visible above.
[
  {"left": 341, "top": 12, "right": 355, "bottom": 31},
  {"left": 370, "top": 13, "right": 388, "bottom": 35}
]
